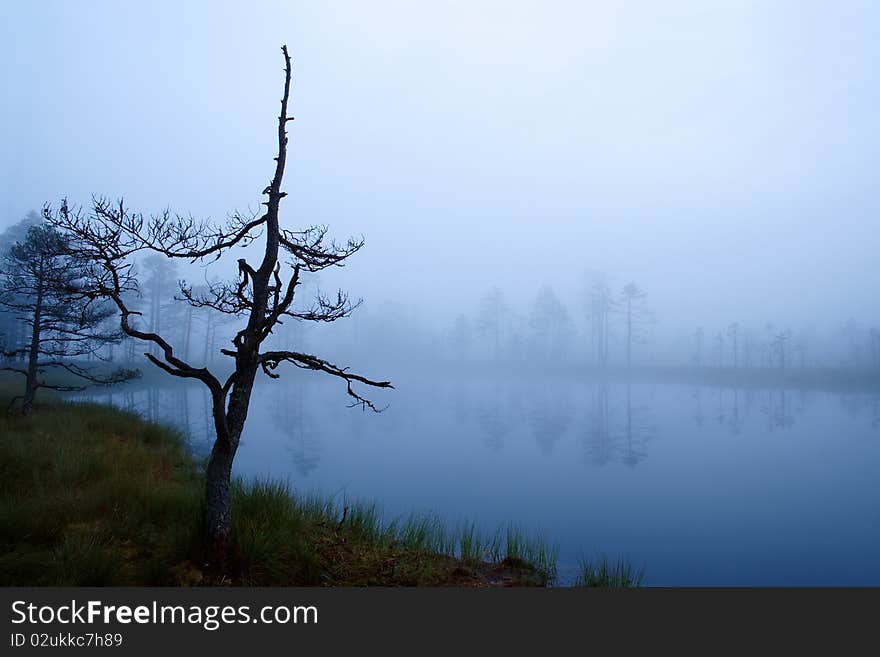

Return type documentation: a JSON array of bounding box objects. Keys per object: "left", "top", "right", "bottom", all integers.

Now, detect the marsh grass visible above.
[
  {"left": 0, "top": 390, "right": 557, "bottom": 586},
  {"left": 574, "top": 556, "right": 645, "bottom": 588},
  {"left": 0, "top": 393, "right": 202, "bottom": 585}
]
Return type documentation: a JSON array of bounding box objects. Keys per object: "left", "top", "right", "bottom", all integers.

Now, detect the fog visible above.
[
  {"left": 2, "top": 2, "right": 880, "bottom": 584},
  {"left": 5, "top": 1, "right": 880, "bottom": 341}
]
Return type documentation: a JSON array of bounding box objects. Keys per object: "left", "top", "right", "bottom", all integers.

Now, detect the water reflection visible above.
[
  {"left": 270, "top": 382, "right": 322, "bottom": 478},
  {"left": 685, "top": 385, "right": 836, "bottom": 437},
  {"left": 528, "top": 386, "right": 572, "bottom": 456},
  {"left": 760, "top": 389, "right": 794, "bottom": 431},
  {"left": 620, "top": 383, "right": 653, "bottom": 468},
  {"left": 74, "top": 377, "right": 880, "bottom": 585},
  {"left": 727, "top": 388, "right": 741, "bottom": 435},
  {"left": 584, "top": 384, "right": 613, "bottom": 466},
  {"left": 691, "top": 387, "right": 705, "bottom": 428},
  {"left": 475, "top": 388, "right": 512, "bottom": 452},
  {"left": 579, "top": 383, "right": 655, "bottom": 468},
  {"left": 80, "top": 379, "right": 880, "bottom": 470},
  {"left": 468, "top": 379, "right": 526, "bottom": 452}
]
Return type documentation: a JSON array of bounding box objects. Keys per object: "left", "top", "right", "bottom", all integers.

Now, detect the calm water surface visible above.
[{"left": 85, "top": 373, "right": 880, "bottom": 585}]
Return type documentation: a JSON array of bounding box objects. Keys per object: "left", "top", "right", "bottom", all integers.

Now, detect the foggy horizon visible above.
[{"left": 3, "top": 1, "right": 879, "bottom": 341}]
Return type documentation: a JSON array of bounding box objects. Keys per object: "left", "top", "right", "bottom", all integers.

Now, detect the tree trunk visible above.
[
  {"left": 21, "top": 269, "right": 44, "bottom": 416},
  {"left": 203, "top": 435, "right": 236, "bottom": 571},
  {"left": 202, "top": 368, "right": 257, "bottom": 571}
]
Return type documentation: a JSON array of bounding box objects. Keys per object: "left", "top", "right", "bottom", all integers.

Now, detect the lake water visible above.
[{"left": 85, "top": 373, "right": 880, "bottom": 585}]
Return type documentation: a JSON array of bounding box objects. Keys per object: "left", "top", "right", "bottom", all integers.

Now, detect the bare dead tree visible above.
[{"left": 45, "top": 46, "right": 392, "bottom": 571}]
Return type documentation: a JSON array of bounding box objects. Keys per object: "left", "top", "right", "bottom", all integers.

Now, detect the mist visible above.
[
  {"left": 2, "top": 1, "right": 879, "bottom": 585},
  {"left": 5, "top": 1, "right": 880, "bottom": 336}
]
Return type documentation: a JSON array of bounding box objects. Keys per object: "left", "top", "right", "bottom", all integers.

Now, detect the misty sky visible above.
[{"left": 2, "top": 1, "right": 879, "bottom": 335}]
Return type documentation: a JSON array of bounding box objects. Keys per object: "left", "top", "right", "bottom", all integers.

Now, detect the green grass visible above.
[
  {"left": 0, "top": 390, "right": 557, "bottom": 586},
  {"left": 574, "top": 556, "right": 645, "bottom": 588},
  {"left": 0, "top": 395, "right": 203, "bottom": 585}
]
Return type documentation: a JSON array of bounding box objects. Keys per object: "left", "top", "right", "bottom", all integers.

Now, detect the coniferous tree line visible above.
[{"left": 4, "top": 213, "right": 880, "bottom": 379}]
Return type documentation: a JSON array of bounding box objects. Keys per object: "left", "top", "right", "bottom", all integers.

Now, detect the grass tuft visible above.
[{"left": 574, "top": 556, "right": 645, "bottom": 588}]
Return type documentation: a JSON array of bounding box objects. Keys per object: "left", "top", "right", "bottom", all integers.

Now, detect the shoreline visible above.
[{"left": 0, "top": 396, "right": 561, "bottom": 587}]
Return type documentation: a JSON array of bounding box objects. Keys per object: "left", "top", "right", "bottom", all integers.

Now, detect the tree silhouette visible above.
[
  {"left": 727, "top": 322, "right": 739, "bottom": 369},
  {"left": 584, "top": 271, "right": 613, "bottom": 368},
  {"left": 448, "top": 313, "right": 472, "bottom": 361},
  {"left": 0, "top": 224, "right": 136, "bottom": 414},
  {"left": 45, "top": 46, "right": 391, "bottom": 570},
  {"left": 141, "top": 254, "right": 177, "bottom": 357},
  {"left": 529, "top": 284, "right": 573, "bottom": 361},
  {"left": 619, "top": 282, "right": 648, "bottom": 370},
  {"left": 476, "top": 286, "right": 509, "bottom": 362},
  {"left": 0, "top": 211, "right": 42, "bottom": 359},
  {"left": 773, "top": 329, "right": 792, "bottom": 371}
]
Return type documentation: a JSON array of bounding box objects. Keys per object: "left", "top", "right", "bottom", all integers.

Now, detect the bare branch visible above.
[
  {"left": 260, "top": 350, "right": 392, "bottom": 411},
  {"left": 91, "top": 198, "right": 268, "bottom": 262},
  {"left": 177, "top": 278, "right": 252, "bottom": 316},
  {"left": 284, "top": 290, "right": 361, "bottom": 323},
  {"left": 279, "top": 226, "right": 364, "bottom": 272},
  {"left": 39, "top": 361, "right": 140, "bottom": 387}
]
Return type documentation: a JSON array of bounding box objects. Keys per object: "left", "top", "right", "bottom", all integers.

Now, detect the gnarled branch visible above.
[{"left": 260, "top": 350, "right": 392, "bottom": 411}]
